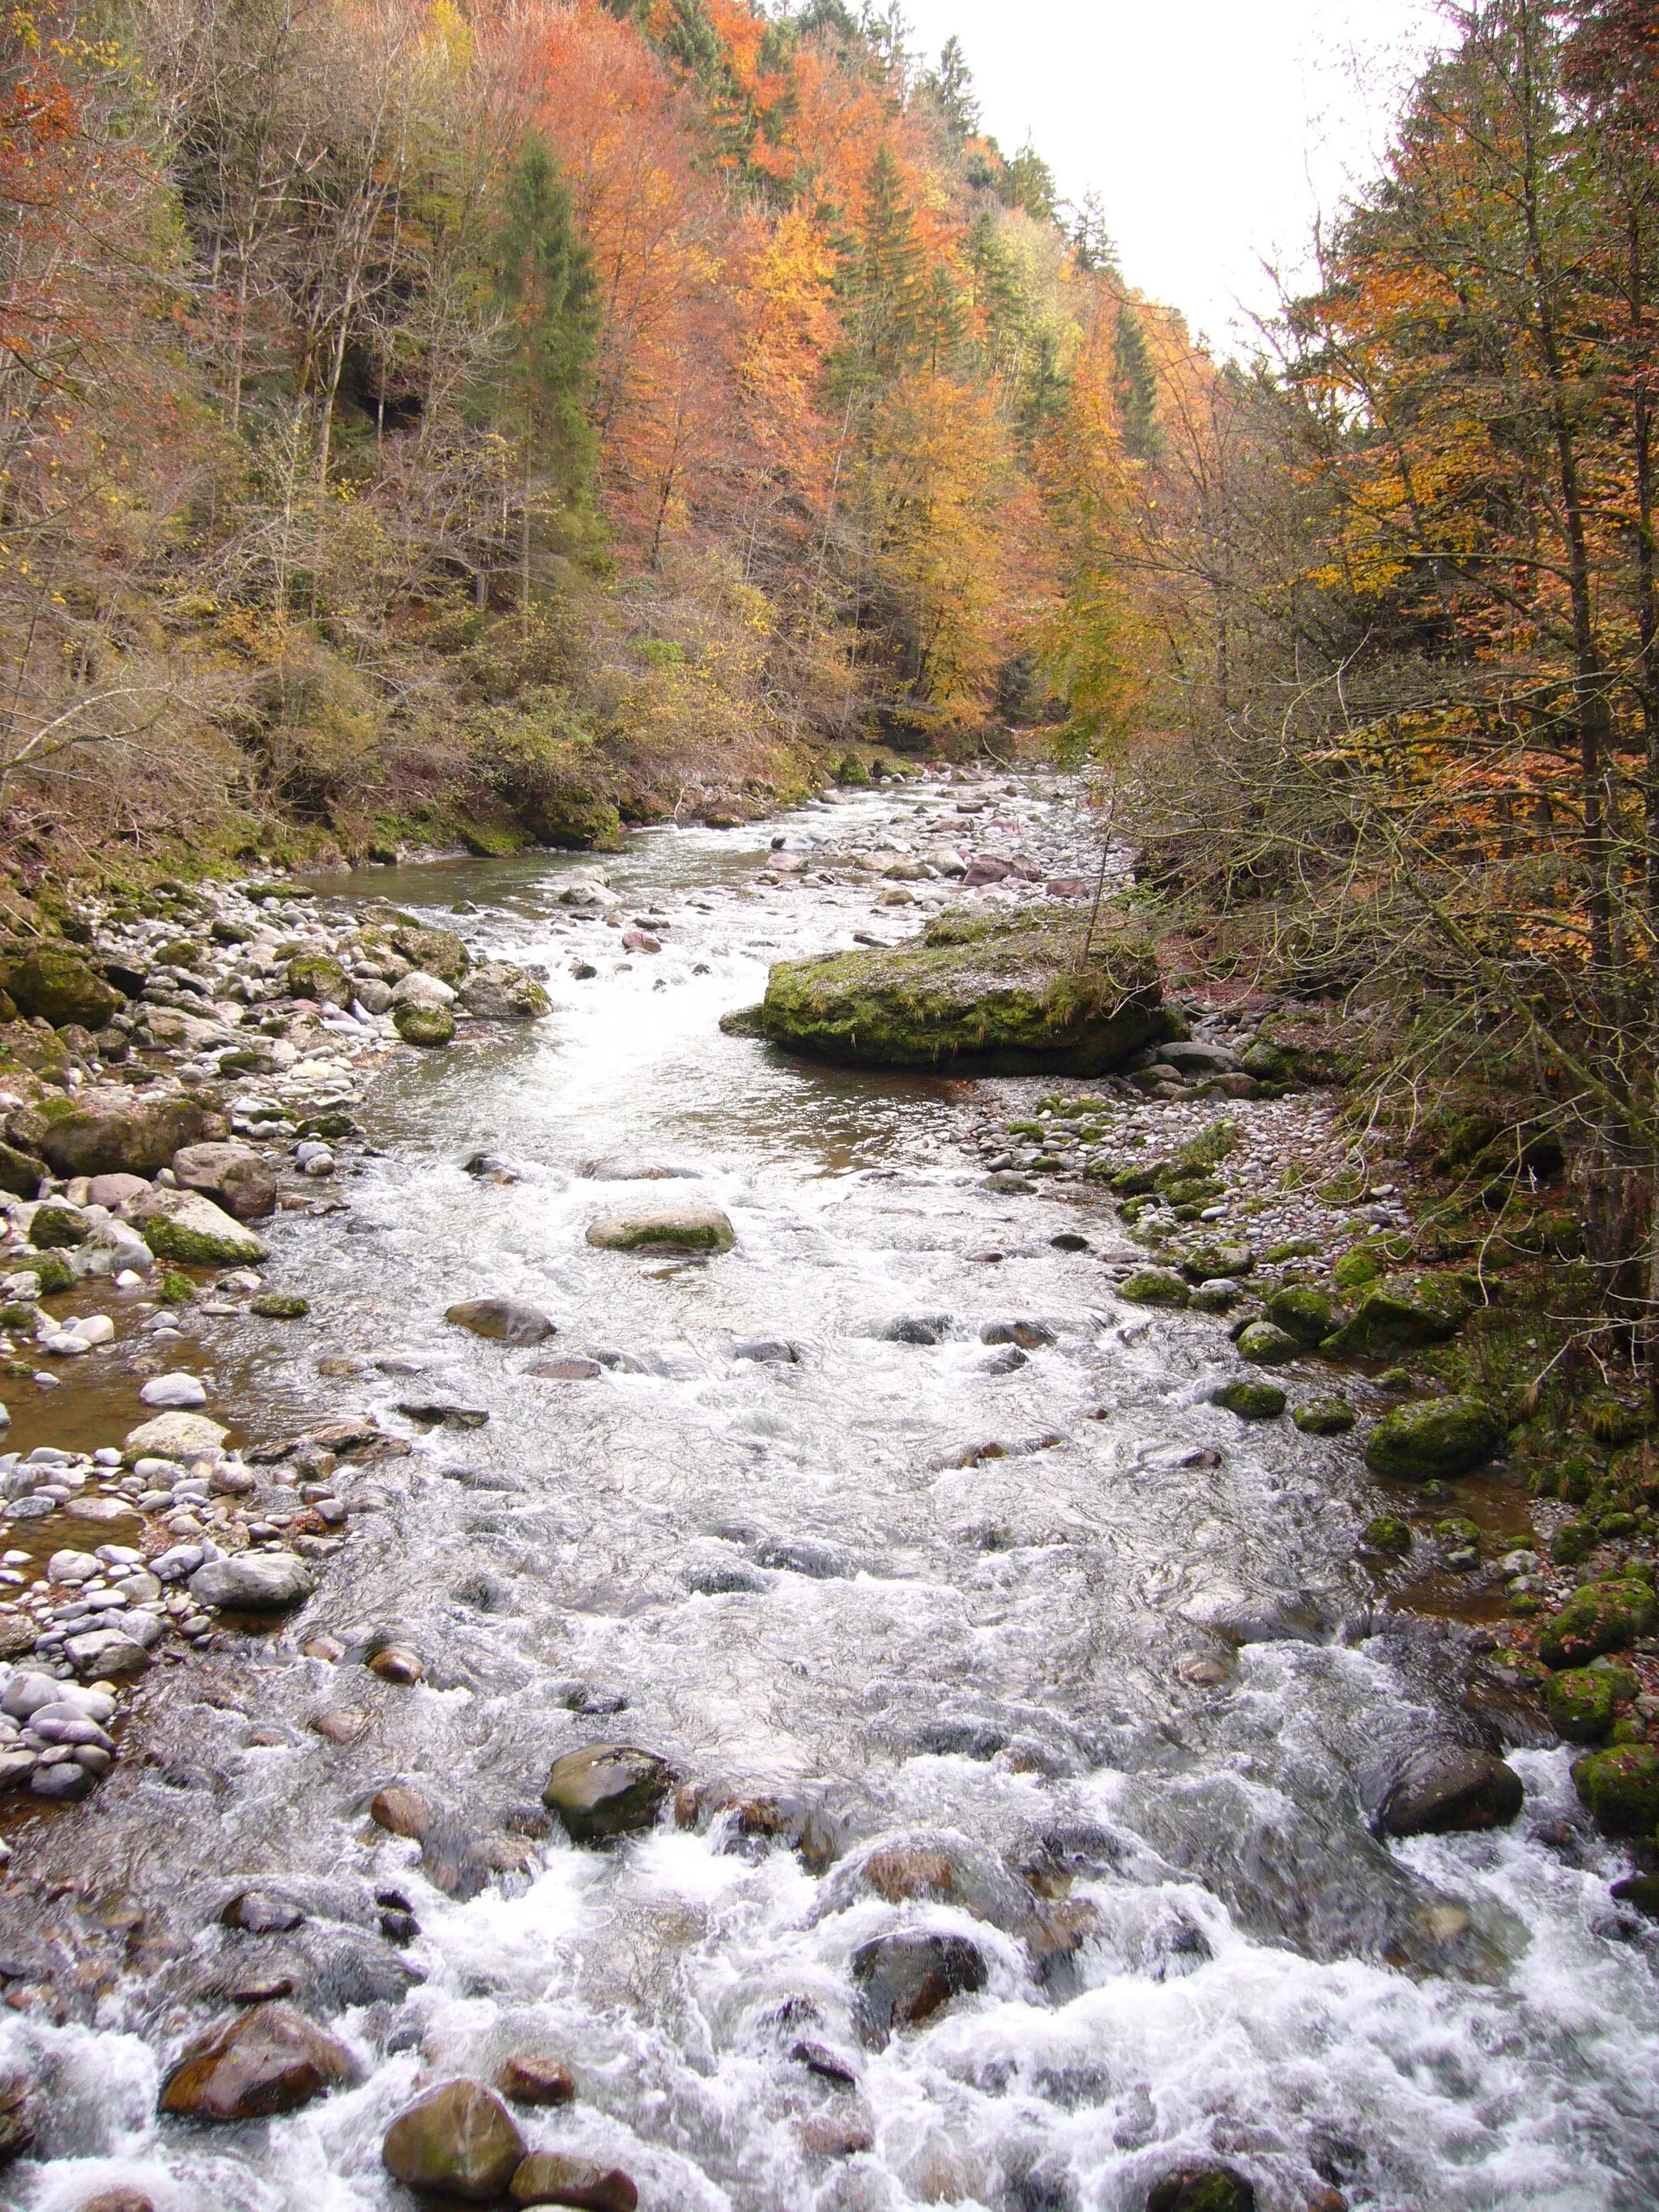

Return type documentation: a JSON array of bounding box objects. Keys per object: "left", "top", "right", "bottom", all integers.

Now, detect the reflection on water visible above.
[{"left": 0, "top": 786, "right": 1653, "bottom": 2212}]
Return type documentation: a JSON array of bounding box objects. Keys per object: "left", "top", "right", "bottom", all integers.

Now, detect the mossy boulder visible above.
[
  {"left": 0, "top": 947, "right": 121, "bottom": 1030},
  {"left": 286, "top": 953, "right": 351, "bottom": 1008},
  {"left": 1572, "top": 1743, "right": 1659, "bottom": 1839},
  {"left": 1543, "top": 1668, "right": 1621, "bottom": 1745},
  {"left": 136, "top": 1190, "right": 269, "bottom": 1267},
  {"left": 457, "top": 963, "right": 552, "bottom": 1021},
  {"left": 250, "top": 1293, "right": 309, "bottom": 1319},
  {"left": 527, "top": 791, "right": 625, "bottom": 851},
  {"left": 1180, "top": 1242, "right": 1254, "bottom": 1281},
  {"left": 1263, "top": 1285, "right": 1346, "bottom": 1348},
  {"left": 1333, "top": 1244, "right": 1386, "bottom": 1290},
  {"left": 1320, "top": 1272, "right": 1478, "bottom": 1358},
  {"left": 1218, "top": 1379, "right": 1286, "bottom": 1419},
  {"left": 1362, "top": 1514, "right": 1414, "bottom": 1554},
  {"left": 0, "top": 1140, "right": 41, "bottom": 1198},
  {"left": 24, "top": 1251, "right": 74, "bottom": 1294},
  {"left": 23, "top": 1087, "right": 210, "bottom": 1178},
  {"left": 1294, "top": 1397, "right": 1356, "bottom": 1436},
  {"left": 1363, "top": 1395, "right": 1501, "bottom": 1481},
  {"left": 758, "top": 908, "right": 1168, "bottom": 1075},
  {"left": 1538, "top": 1575, "right": 1657, "bottom": 1669},
  {"left": 394, "top": 1003, "right": 456, "bottom": 1047},
  {"left": 388, "top": 923, "right": 470, "bottom": 985},
  {"left": 586, "top": 1206, "right": 734, "bottom": 1253},
  {"left": 1118, "top": 1268, "right": 1189, "bottom": 1307},
  {"left": 1236, "top": 1321, "right": 1301, "bottom": 1366},
  {"left": 28, "top": 1201, "right": 88, "bottom": 1248}
]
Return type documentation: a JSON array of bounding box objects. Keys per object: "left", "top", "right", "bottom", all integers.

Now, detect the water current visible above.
[{"left": 0, "top": 781, "right": 1655, "bottom": 2211}]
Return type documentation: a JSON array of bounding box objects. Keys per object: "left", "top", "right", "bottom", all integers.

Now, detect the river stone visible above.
[
  {"left": 1320, "top": 1276, "right": 1475, "bottom": 1357},
  {"left": 122, "top": 1410, "right": 227, "bottom": 1463},
  {"left": 388, "top": 922, "right": 471, "bottom": 984},
  {"left": 1545, "top": 1668, "right": 1620, "bottom": 1745},
  {"left": 27, "top": 1087, "right": 211, "bottom": 1178},
  {"left": 510, "top": 2152, "right": 638, "bottom": 2210},
  {"left": 851, "top": 1930, "right": 987, "bottom": 2046},
  {"left": 159, "top": 2001, "right": 356, "bottom": 2119},
  {"left": 1235, "top": 1321, "right": 1301, "bottom": 1366},
  {"left": 134, "top": 1188, "right": 269, "bottom": 1267},
  {"left": 394, "top": 1002, "right": 456, "bottom": 1047},
  {"left": 1145, "top": 2167, "right": 1256, "bottom": 2212},
  {"left": 139, "top": 1371, "right": 208, "bottom": 1409},
  {"left": 382, "top": 2078, "right": 525, "bottom": 2201},
  {"left": 189, "top": 1552, "right": 313, "bottom": 1610},
  {"left": 1538, "top": 1575, "right": 1657, "bottom": 1668},
  {"left": 1263, "top": 1285, "right": 1346, "bottom": 1348},
  {"left": 286, "top": 953, "right": 352, "bottom": 1008},
  {"left": 86, "top": 1170, "right": 151, "bottom": 1209},
  {"left": 1218, "top": 1380, "right": 1286, "bottom": 1419},
  {"left": 1572, "top": 1744, "right": 1659, "bottom": 1837},
  {"left": 759, "top": 906, "right": 1168, "bottom": 1075},
  {"left": 458, "top": 963, "right": 552, "bottom": 1021},
  {"left": 390, "top": 969, "right": 456, "bottom": 1009},
  {"left": 543, "top": 1744, "right": 675, "bottom": 1843},
  {"left": 0, "top": 946, "right": 122, "bottom": 1029},
  {"left": 172, "top": 1140, "right": 277, "bottom": 1221},
  {"left": 497, "top": 2054, "right": 576, "bottom": 2105},
  {"left": 586, "top": 1207, "right": 734, "bottom": 1253},
  {"left": 1118, "top": 1268, "right": 1189, "bottom": 1307},
  {"left": 1293, "top": 1397, "right": 1355, "bottom": 1435},
  {"left": 1363, "top": 1396, "right": 1500, "bottom": 1481},
  {"left": 446, "top": 1298, "right": 556, "bottom": 1345},
  {"left": 1376, "top": 1745, "right": 1524, "bottom": 1836}
]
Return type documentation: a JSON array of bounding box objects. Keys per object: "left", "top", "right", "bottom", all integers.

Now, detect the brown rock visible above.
[
  {"left": 171, "top": 1140, "right": 277, "bottom": 1221},
  {"left": 542, "top": 1744, "right": 675, "bottom": 1844},
  {"left": 510, "top": 2152, "right": 638, "bottom": 2210},
  {"left": 0, "top": 1613, "right": 36, "bottom": 1662},
  {"left": 863, "top": 1849, "right": 955, "bottom": 1904},
  {"left": 529, "top": 1359, "right": 603, "bottom": 1382},
  {"left": 80, "top": 2194, "right": 156, "bottom": 2212},
  {"left": 370, "top": 1784, "right": 434, "bottom": 1839},
  {"left": 313, "top": 1708, "right": 369, "bottom": 1745},
  {"left": 496, "top": 2053, "right": 575, "bottom": 2106},
  {"left": 382, "top": 2079, "right": 526, "bottom": 2203},
  {"left": 801, "top": 2115, "right": 874, "bottom": 2159},
  {"left": 159, "top": 2002, "right": 356, "bottom": 2120},
  {"left": 368, "top": 1645, "right": 425, "bottom": 1685}
]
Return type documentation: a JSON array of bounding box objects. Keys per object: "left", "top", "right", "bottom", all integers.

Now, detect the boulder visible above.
[
  {"left": 1145, "top": 2169, "right": 1256, "bottom": 2212},
  {"left": 29, "top": 1200, "right": 88, "bottom": 1247},
  {"left": 139, "top": 1372, "right": 208, "bottom": 1409},
  {"left": 446, "top": 1298, "right": 557, "bottom": 1345},
  {"left": 387, "top": 922, "right": 470, "bottom": 983},
  {"left": 87, "top": 1171, "right": 151, "bottom": 1209},
  {"left": 510, "top": 2153, "right": 638, "bottom": 2210},
  {"left": 851, "top": 1931, "right": 986, "bottom": 2046},
  {"left": 133, "top": 1187, "right": 269, "bottom": 1266},
  {"left": 382, "top": 2079, "right": 526, "bottom": 2203},
  {"left": 394, "top": 1003, "right": 456, "bottom": 1048},
  {"left": 758, "top": 907, "right": 1169, "bottom": 1076},
  {"left": 1375, "top": 1745, "right": 1524, "bottom": 1836},
  {"left": 586, "top": 1207, "right": 734, "bottom": 1253},
  {"left": 189, "top": 1552, "right": 313, "bottom": 1611},
  {"left": 390, "top": 970, "right": 455, "bottom": 1009},
  {"left": 1320, "top": 1275, "right": 1478, "bottom": 1357},
  {"left": 285, "top": 954, "right": 351, "bottom": 1008},
  {"left": 459, "top": 963, "right": 552, "bottom": 1021},
  {"left": 0, "top": 1140, "right": 42, "bottom": 1198},
  {"left": 1543, "top": 1667, "right": 1623, "bottom": 1744},
  {"left": 122, "top": 1410, "right": 227, "bottom": 1462},
  {"left": 1363, "top": 1396, "right": 1501, "bottom": 1481},
  {"left": 1292, "top": 1397, "right": 1355, "bottom": 1436},
  {"left": 1538, "top": 1576, "right": 1657, "bottom": 1668},
  {"left": 1262, "top": 1285, "right": 1346, "bottom": 1348},
  {"left": 497, "top": 2055, "right": 575, "bottom": 2106},
  {"left": 1572, "top": 1743, "right": 1659, "bottom": 1838},
  {"left": 1156, "top": 1040, "right": 1243, "bottom": 1076},
  {"left": 172, "top": 1141, "right": 277, "bottom": 1221},
  {"left": 1235, "top": 1322, "right": 1301, "bottom": 1366},
  {"left": 1117, "top": 1268, "right": 1189, "bottom": 1307},
  {"left": 26, "top": 1088, "right": 210, "bottom": 1178},
  {"left": 1217, "top": 1380, "right": 1286, "bottom": 1419},
  {"left": 0, "top": 946, "right": 122, "bottom": 1029},
  {"left": 543, "top": 1744, "right": 676, "bottom": 1843},
  {"left": 159, "top": 2002, "right": 356, "bottom": 2120}
]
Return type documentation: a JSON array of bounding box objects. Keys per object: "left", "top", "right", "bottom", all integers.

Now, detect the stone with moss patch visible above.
[
  {"left": 1263, "top": 1285, "right": 1346, "bottom": 1347},
  {"left": 1572, "top": 1743, "right": 1659, "bottom": 1838},
  {"left": 1180, "top": 1242, "right": 1253, "bottom": 1281},
  {"left": 0, "top": 1140, "right": 41, "bottom": 1199},
  {"left": 1333, "top": 1245, "right": 1385, "bottom": 1290},
  {"left": 1363, "top": 1395, "right": 1501, "bottom": 1481},
  {"left": 1236, "top": 1320, "right": 1301, "bottom": 1366},
  {"left": 758, "top": 908, "right": 1168, "bottom": 1076},
  {"left": 250, "top": 1293, "right": 309, "bottom": 1319},
  {"left": 1544, "top": 1668, "right": 1620, "bottom": 1745},
  {"left": 586, "top": 1206, "right": 734, "bottom": 1253},
  {"left": 1551, "top": 1519, "right": 1598, "bottom": 1566},
  {"left": 394, "top": 1004, "right": 456, "bottom": 1048},
  {"left": 28, "top": 1202, "right": 88, "bottom": 1249},
  {"left": 388, "top": 923, "right": 470, "bottom": 985},
  {"left": 1118, "top": 1268, "right": 1189, "bottom": 1308},
  {"left": 1218, "top": 1379, "right": 1286, "bottom": 1419},
  {"left": 1361, "top": 1514, "right": 1413, "bottom": 1554},
  {"left": 157, "top": 1270, "right": 195, "bottom": 1305},
  {"left": 1320, "top": 1273, "right": 1479, "bottom": 1359},
  {"left": 25, "top": 1251, "right": 74, "bottom": 1295},
  {"left": 0, "top": 947, "right": 121, "bottom": 1031},
  {"left": 1294, "top": 1397, "right": 1355, "bottom": 1436},
  {"left": 1538, "top": 1575, "right": 1657, "bottom": 1669},
  {"left": 138, "top": 1191, "right": 268, "bottom": 1268},
  {"left": 457, "top": 963, "right": 551, "bottom": 1021},
  {"left": 286, "top": 953, "right": 352, "bottom": 1009}
]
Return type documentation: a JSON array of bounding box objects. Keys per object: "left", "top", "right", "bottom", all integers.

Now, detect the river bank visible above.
[{"left": 0, "top": 774, "right": 1650, "bottom": 2212}]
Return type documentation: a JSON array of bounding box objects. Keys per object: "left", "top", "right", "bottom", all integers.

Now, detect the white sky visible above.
[{"left": 897, "top": 0, "right": 1451, "bottom": 350}]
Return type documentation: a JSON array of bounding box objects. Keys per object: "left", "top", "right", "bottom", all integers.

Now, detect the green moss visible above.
[
  {"left": 1294, "top": 1397, "right": 1356, "bottom": 1435},
  {"left": 1572, "top": 1743, "right": 1659, "bottom": 1838},
  {"left": 286, "top": 953, "right": 351, "bottom": 1008},
  {"left": 156, "top": 1269, "right": 195, "bottom": 1305},
  {"left": 759, "top": 907, "right": 1167, "bottom": 1075},
  {"left": 1320, "top": 1273, "right": 1478, "bottom": 1358},
  {"left": 249, "top": 1291, "right": 309, "bottom": 1319},
  {"left": 1539, "top": 1575, "right": 1657, "bottom": 1669},
  {"left": 1237, "top": 1320, "right": 1301, "bottom": 1366},
  {"left": 387, "top": 923, "right": 470, "bottom": 984},
  {"left": 1363, "top": 1395, "right": 1502, "bottom": 1481},
  {"left": 1181, "top": 1242, "right": 1254, "bottom": 1281},
  {"left": 1264, "top": 1285, "right": 1346, "bottom": 1347},
  {"left": 393, "top": 1003, "right": 456, "bottom": 1048},
  {"left": 1333, "top": 1245, "right": 1385, "bottom": 1289},
  {"left": 144, "top": 1218, "right": 262, "bottom": 1267},
  {"left": 28, "top": 1252, "right": 73, "bottom": 1295},
  {"left": 1218, "top": 1379, "right": 1287, "bottom": 1419},
  {"left": 0, "top": 947, "right": 121, "bottom": 1030},
  {"left": 1118, "top": 1268, "right": 1190, "bottom": 1307},
  {"left": 29, "top": 1202, "right": 87, "bottom": 1249},
  {"left": 1543, "top": 1668, "right": 1619, "bottom": 1745},
  {"left": 1587, "top": 1399, "right": 1647, "bottom": 1447},
  {"left": 1362, "top": 1514, "right": 1414, "bottom": 1554}
]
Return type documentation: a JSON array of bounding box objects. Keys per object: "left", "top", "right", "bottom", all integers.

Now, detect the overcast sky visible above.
[{"left": 898, "top": 0, "right": 1450, "bottom": 350}]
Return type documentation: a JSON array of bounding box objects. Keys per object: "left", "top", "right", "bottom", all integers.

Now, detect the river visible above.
[{"left": 0, "top": 778, "right": 1654, "bottom": 2212}]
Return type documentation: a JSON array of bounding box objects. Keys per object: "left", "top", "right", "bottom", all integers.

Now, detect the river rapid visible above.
[{"left": 0, "top": 778, "right": 1655, "bottom": 2212}]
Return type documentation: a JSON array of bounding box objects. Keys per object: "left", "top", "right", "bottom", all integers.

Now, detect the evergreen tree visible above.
[
  {"left": 924, "top": 36, "right": 979, "bottom": 141},
  {"left": 1113, "top": 303, "right": 1160, "bottom": 459}
]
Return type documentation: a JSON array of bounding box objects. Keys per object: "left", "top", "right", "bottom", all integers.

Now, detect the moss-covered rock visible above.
[
  {"left": 758, "top": 908, "right": 1167, "bottom": 1075},
  {"left": 1218, "top": 1379, "right": 1286, "bottom": 1419},
  {"left": 249, "top": 1292, "right": 309, "bottom": 1319},
  {"left": 1538, "top": 1575, "right": 1657, "bottom": 1669},
  {"left": 1237, "top": 1320, "right": 1301, "bottom": 1366},
  {"left": 1361, "top": 1513, "right": 1414, "bottom": 1553},
  {"left": 1552, "top": 1519, "right": 1598, "bottom": 1566},
  {"left": 25, "top": 1251, "right": 73, "bottom": 1294},
  {"left": 138, "top": 1191, "right": 269, "bottom": 1267},
  {"left": 1320, "top": 1272, "right": 1479, "bottom": 1358},
  {"left": 28, "top": 1201, "right": 88, "bottom": 1248},
  {"left": 528, "top": 791, "right": 624, "bottom": 850},
  {"left": 1572, "top": 1743, "right": 1659, "bottom": 1838},
  {"left": 0, "top": 1140, "right": 41, "bottom": 1198},
  {"left": 25, "top": 1086, "right": 210, "bottom": 1178},
  {"left": 286, "top": 953, "right": 351, "bottom": 1008},
  {"left": 457, "top": 963, "right": 551, "bottom": 1021},
  {"left": 1263, "top": 1285, "right": 1346, "bottom": 1347},
  {"left": 0, "top": 947, "right": 121, "bottom": 1030},
  {"left": 586, "top": 1206, "right": 734, "bottom": 1253},
  {"left": 1333, "top": 1244, "right": 1386, "bottom": 1290},
  {"left": 394, "top": 1003, "right": 456, "bottom": 1048},
  {"left": 1179, "top": 1242, "right": 1254, "bottom": 1281},
  {"left": 1543, "top": 1668, "right": 1620, "bottom": 1745},
  {"left": 1294, "top": 1396, "right": 1356, "bottom": 1436},
  {"left": 1363, "top": 1395, "right": 1501, "bottom": 1481},
  {"left": 1118, "top": 1268, "right": 1189, "bottom": 1307},
  {"left": 388, "top": 923, "right": 470, "bottom": 984}
]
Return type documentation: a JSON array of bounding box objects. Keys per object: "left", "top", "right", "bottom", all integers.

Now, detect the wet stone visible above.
[
  {"left": 1145, "top": 2167, "right": 1257, "bottom": 2212},
  {"left": 159, "top": 2001, "right": 356, "bottom": 2120},
  {"left": 851, "top": 1931, "right": 987, "bottom": 2046},
  {"left": 496, "top": 2053, "right": 575, "bottom": 2105},
  {"left": 543, "top": 1743, "right": 676, "bottom": 1844},
  {"left": 1376, "top": 1745, "right": 1525, "bottom": 1837},
  {"left": 446, "top": 1297, "right": 556, "bottom": 1345},
  {"left": 221, "top": 1889, "right": 305, "bottom": 1935},
  {"left": 382, "top": 2078, "right": 527, "bottom": 2202},
  {"left": 510, "top": 2152, "right": 639, "bottom": 2210}
]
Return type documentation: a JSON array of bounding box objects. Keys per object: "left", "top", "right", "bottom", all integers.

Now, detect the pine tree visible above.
[
  {"left": 1113, "top": 303, "right": 1160, "bottom": 459},
  {"left": 925, "top": 36, "right": 979, "bottom": 141}
]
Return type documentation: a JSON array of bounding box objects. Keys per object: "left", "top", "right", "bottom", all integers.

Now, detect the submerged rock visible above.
[
  {"left": 446, "top": 1298, "right": 556, "bottom": 1345},
  {"left": 1363, "top": 1396, "right": 1501, "bottom": 1481},
  {"left": 758, "top": 907, "right": 1169, "bottom": 1075},
  {"left": 851, "top": 1930, "right": 986, "bottom": 2046},
  {"left": 543, "top": 1744, "right": 676, "bottom": 1843},
  {"left": 382, "top": 2078, "right": 525, "bottom": 2202},
  {"left": 159, "top": 2001, "right": 356, "bottom": 2120},
  {"left": 1145, "top": 2168, "right": 1256, "bottom": 2212},
  {"left": 586, "top": 1206, "right": 733, "bottom": 1253},
  {"left": 1375, "top": 1745, "right": 1524, "bottom": 1836}
]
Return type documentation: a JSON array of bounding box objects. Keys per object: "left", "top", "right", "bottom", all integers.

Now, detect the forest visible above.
[{"left": 4, "top": 0, "right": 1659, "bottom": 1370}]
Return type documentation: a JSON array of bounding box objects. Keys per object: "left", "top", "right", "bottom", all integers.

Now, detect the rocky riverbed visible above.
[{"left": 0, "top": 772, "right": 1650, "bottom": 2212}]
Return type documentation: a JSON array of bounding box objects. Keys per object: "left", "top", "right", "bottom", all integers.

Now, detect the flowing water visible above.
[{"left": 0, "top": 782, "right": 1656, "bottom": 2212}]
